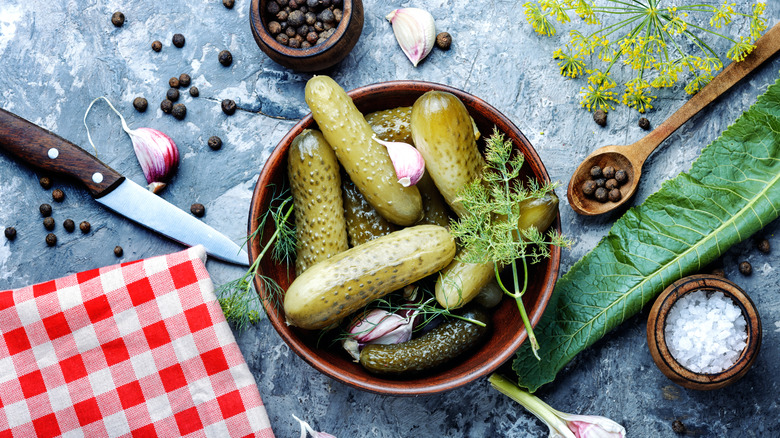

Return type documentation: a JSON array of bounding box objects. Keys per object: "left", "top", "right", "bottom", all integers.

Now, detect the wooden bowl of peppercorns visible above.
[{"left": 250, "top": 0, "right": 363, "bottom": 72}]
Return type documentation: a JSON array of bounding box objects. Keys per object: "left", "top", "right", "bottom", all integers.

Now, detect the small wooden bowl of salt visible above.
[{"left": 647, "top": 274, "right": 762, "bottom": 390}]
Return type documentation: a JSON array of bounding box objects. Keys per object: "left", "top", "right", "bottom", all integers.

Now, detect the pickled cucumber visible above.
[
  {"left": 288, "top": 129, "right": 349, "bottom": 275},
  {"left": 359, "top": 307, "right": 489, "bottom": 375},
  {"left": 305, "top": 76, "right": 423, "bottom": 226},
  {"left": 436, "top": 192, "right": 560, "bottom": 309},
  {"left": 411, "top": 91, "right": 486, "bottom": 218},
  {"left": 366, "top": 106, "right": 482, "bottom": 144},
  {"left": 283, "top": 225, "right": 456, "bottom": 330},
  {"left": 342, "top": 175, "right": 397, "bottom": 247}
]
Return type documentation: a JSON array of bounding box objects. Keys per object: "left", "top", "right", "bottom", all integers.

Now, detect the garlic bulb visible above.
[
  {"left": 373, "top": 135, "right": 425, "bottom": 187},
  {"left": 386, "top": 8, "right": 436, "bottom": 67},
  {"left": 84, "top": 97, "right": 180, "bottom": 194}
]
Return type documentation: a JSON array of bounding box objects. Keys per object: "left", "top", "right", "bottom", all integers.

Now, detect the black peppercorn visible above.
[
  {"left": 638, "top": 117, "right": 650, "bottom": 130},
  {"left": 605, "top": 178, "right": 618, "bottom": 190},
  {"left": 171, "top": 103, "right": 187, "bottom": 120},
  {"left": 277, "top": 10, "right": 289, "bottom": 21},
  {"left": 285, "top": 26, "right": 297, "bottom": 38},
  {"left": 208, "top": 136, "right": 223, "bottom": 151},
  {"left": 277, "top": 0, "right": 289, "bottom": 6},
  {"left": 301, "top": 41, "right": 312, "bottom": 49},
  {"left": 172, "top": 33, "right": 185, "bottom": 48},
  {"left": 151, "top": 40, "right": 162, "bottom": 52},
  {"left": 436, "top": 32, "right": 452, "bottom": 50},
  {"left": 191, "top": 203, "right": 206, "bottom": 217},
  {"left": 221, "top": 99, "right": 237, "bottom": 115},
  {"left": 63, "top": 219, "right": 75, "bottom": 233},
  {"left": 43, "top": 217, "right": 55, "bottom": 231},
  {"left": 218, "top": 50, "right": 233, "bottom": 66},
  {"left": 267, "top": 1, "right": 280, "bottom": 15},
  {"left": 306, "top": 32, "right": 318, "bottom": 44},
  {"left": 111, "top": 11, "right": 125, "bottom": 27},
  {"left": 739, "top": 261, "right": 752, "bottom": 275},
  {"left": 581, "top": 180, "right": 597, "bottom": 196},
  {"left": 161, "top": 99, "right": 173, "bottom": 114},
  {"left": 602, "top": 166, "right": 615, "bottom": 179},
  {"left": 290, "top": 10, "right": 307, "bottom": 27},
  {"left": 672, "top": 420, "right": 686, "bottom": 434},
  {"left": 306, "top": 0, "right": 318, "bottom": 7},
  {"left": 276, "top": 33, "right": 289, "bottom": 45},
  {"left": 223, "top": 0, "right": 235, "bottom": 9},
  {"left": 593, "top": 109, "right": 607, "bottom": 127},
  {"left": 590, "top": 165, "right": 602, "bottom": 179},
  {"left": 333, "top": 8, "right": 342, "bottom": 23},
  {"left": 133, "top": 97, "right": 148, "bottom": 113},
  {"left": 46, "top": 233, "right": 57, "bottom": 247},
  {"left": 169, "top": 77, "right": 180, "bottom": 88},
  {"left": 614, "top": 169, "right": 628, "bottom": 184},
  {"left": 594, "top": 187, "right": 608, "bottom": 203},
  {"left": 608, "top": 188, "right": 622, "bottom": 202},
  {"left": 289, "top": 38, "right": 301, "bottom": 49},
  {"left": 268, "top": 21, "right": 282, "bottom": 35},
  {"left": 178, "top": 73, "right": 191, "bottom": 88},
  {"left": 314, "top": 21, "right": 324, "bottom": 32},
  {"left": 39, "top": 176, "right": 52, "bottom": 189},
  {"left": 40, "top": 204, "right": 52, "bottom": 217},
  {"left": 4, "top": 227, "right": 16, "bottom": 241},
  {"left": 594, "top": 178, "right": 606, "bottom": 188},
  {"left": 316, "top": 9, "right": 334, "bottom": 24},
  {"left": 79, "top": 221, "right": 91, "bottom": 233},
  {"left": 52, "top": 189, "right": 65, "bottom": 202},
  {"left": 166, "top": 88, "right": 180, "bottom": 102},
  {"left": 757, "top": 238, "right": 770, "bottom": 253},
  {"left": 114, "top": 246, "right": 124, "bottom": 257},
  {"left": 188, "top": 87, "right": 199, "bottom": 98}
]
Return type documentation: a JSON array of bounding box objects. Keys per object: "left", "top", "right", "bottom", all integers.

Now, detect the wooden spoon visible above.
[{"left": 568, "top": 21, "right": 780, "bottom": 216}]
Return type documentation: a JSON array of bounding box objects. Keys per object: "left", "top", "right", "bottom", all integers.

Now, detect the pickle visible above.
[
  {"left": 341, "top": 175, "right": 397, "bottom": 246},
  {"left": 305, "top": 76, "right": 423, "bottom": 226},
  {"left": 436, "top": 192, "right": 560, "bottom": 309},
  {"left": 288, "top": 129, "right": 349, "bottom": 275},
  {"left": 283, "top": 225, "right": 456, "bottom": 330},
  {"left": 411, "top": 91, "right": 486, "bottom": 218},
  {"left": 415, "top": 172, "right": 454, "bottom": 228},
  {"left": 366, "top": 106, "right": 482, "bottom": 144},
  {"left": 366, "top": 106, "right": 413, "bottom": 143},
  {"left": 359, "top": 307, "right": 489, "bottom": 375}
]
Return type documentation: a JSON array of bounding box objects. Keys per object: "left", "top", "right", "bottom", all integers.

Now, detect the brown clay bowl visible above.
[
  {"left": 248, "top": 80, "right": 561, "bottom": 396},
  {"left": 249, "top": 0, "right": 364, "bottom": 72},
  {"left": 647, "top": 274, "right": 762, "bottom": 391}
]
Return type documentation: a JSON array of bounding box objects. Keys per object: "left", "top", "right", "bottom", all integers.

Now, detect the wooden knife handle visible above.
[{"left": 0, "top": 108, "right": 124, "bottom": 197}]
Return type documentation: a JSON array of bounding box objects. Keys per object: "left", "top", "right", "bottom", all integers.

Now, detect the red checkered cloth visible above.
[{"left": 0, "top": 245, "right": 275, "bottom": 438}]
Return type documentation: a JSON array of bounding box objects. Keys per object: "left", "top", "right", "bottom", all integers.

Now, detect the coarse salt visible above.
[{"left": 664, "top": 290, "right": 747, "bottom": 374}]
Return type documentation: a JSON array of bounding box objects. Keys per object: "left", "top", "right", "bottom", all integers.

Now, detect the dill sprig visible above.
[
  {"left": 449, "top": 129, "right": 570, "bottom": 360},
  {"left": 216, "top": 187, "right": 296, "bottom": 330}
]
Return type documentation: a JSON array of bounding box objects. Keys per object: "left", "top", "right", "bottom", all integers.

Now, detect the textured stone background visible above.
[{"left": 1, "top": 1, "right": 778, "bottom": 436}]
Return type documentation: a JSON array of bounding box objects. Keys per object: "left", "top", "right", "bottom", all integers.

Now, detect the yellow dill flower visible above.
[
  {"left": 694, "top": 56, "right": 723, "bottom": 74},
  {"left": 553, "top": 47, "right": 585, "bottom": 78},
  {"left": 650, "top": 62, "right": 680, "bottom": 88},
  {"left": 750, "top": 3, "right": 767, "bottom": 41},
  {"left": 585, "top": 69, "right": 615, "bottom": 88},
  {"left": 685, "top": 73, "right": 713, "bottom": 95},
  {"left": 727, "top": 36, "right": 755, "bottom": 62},
  {"left": 524, "top": 2, "right": 556, "bottom": 36},
  {"left": 709, "top": 1, "right": 735, "bottom": 29},
  {"left": 570, "top": 0, "right": 599, "bottom": 25},
  {"left": 622, "top": 78, "right": 655, "bottom": 113},
  {"left": 540, "top": 0, "right": 570, "bottom": 23},
  {"left": 663, "top": 9, "right": 688, "bottom": 36},
  {"left": 580, "top": 80, "right": 617, "bottom": 112}
]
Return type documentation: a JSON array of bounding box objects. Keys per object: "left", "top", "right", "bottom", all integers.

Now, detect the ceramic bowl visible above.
[
  {"left": 647, "top": 274, "right": 762, "bottom": 390},
  {"left": 248, "top": 80, "right": 561, "bottom": 396},
  {"left": 249, "top": 0, "right": 364, "bottom": 72}
]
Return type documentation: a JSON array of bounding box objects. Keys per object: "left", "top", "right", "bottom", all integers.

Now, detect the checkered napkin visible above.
[{"left": 0, "top": 245, "right": 275, "bottom": 438}]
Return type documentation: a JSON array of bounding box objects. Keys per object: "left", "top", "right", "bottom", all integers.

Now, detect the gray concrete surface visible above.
[{"left": 1, "top": 1, "right": 778, "bottom": 436}]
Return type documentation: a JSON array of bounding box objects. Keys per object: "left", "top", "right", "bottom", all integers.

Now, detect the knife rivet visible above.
[
  {"left": 47, "top": 148, "right": 59, "bottom": 159},
  {"left": 92, "top": 172, "right": 104, "bottom": 184}
]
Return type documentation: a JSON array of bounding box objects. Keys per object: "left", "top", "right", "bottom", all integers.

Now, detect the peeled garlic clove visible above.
[
  {"left": 373, "top": 135, "right": 425, "bottom": 187},
  {"left": 386, "top": 8, "right": 436, "bottom": 67},
  {"left": 126, "top": 127, "right": 180, "bottom": 193}
]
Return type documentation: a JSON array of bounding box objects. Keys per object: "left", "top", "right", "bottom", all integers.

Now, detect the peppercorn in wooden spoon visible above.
[{"left": 568, "top": 21, "right": 780, "bottom": 216}]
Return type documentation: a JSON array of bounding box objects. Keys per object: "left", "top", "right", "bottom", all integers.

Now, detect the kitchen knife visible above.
[{"left": 0, "top": 108, "right": 249, "bottom": 266}]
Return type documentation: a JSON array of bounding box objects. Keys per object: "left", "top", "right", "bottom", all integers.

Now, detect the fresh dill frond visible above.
[
  {"left": 449, "top": 128, "right": 569, "bottom": 360},
  {"left": 217, "top": 185, "right": 296, "bottom": 330}
]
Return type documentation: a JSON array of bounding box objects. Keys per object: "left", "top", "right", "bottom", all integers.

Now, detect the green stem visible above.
[{"left": 488, "top": 374, "right": 576, "bottom": 438}]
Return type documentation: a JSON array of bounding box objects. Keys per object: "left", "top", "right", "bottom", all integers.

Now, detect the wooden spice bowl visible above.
[
  {"left": 248, "top": 80, "right": 562, "bottom": 396},
  {"left": 249, "top": 0, "right": 364, "bottom": 72},
  {"left": 647, "top": 274, "right": 762, "bottom": 391}
]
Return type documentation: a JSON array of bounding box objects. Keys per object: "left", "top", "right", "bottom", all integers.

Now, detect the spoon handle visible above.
[{"left": 633, "top": 20, "right": 780, "bottom": 159}]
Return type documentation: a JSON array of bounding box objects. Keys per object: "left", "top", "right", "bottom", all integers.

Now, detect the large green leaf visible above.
[{"left": 514, "top": 74, "right": 780, "bottom": 392}]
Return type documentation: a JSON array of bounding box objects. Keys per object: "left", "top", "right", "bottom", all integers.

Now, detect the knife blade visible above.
[{"left": 0, "top": 108, "right": 249, "bottom": 266}]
